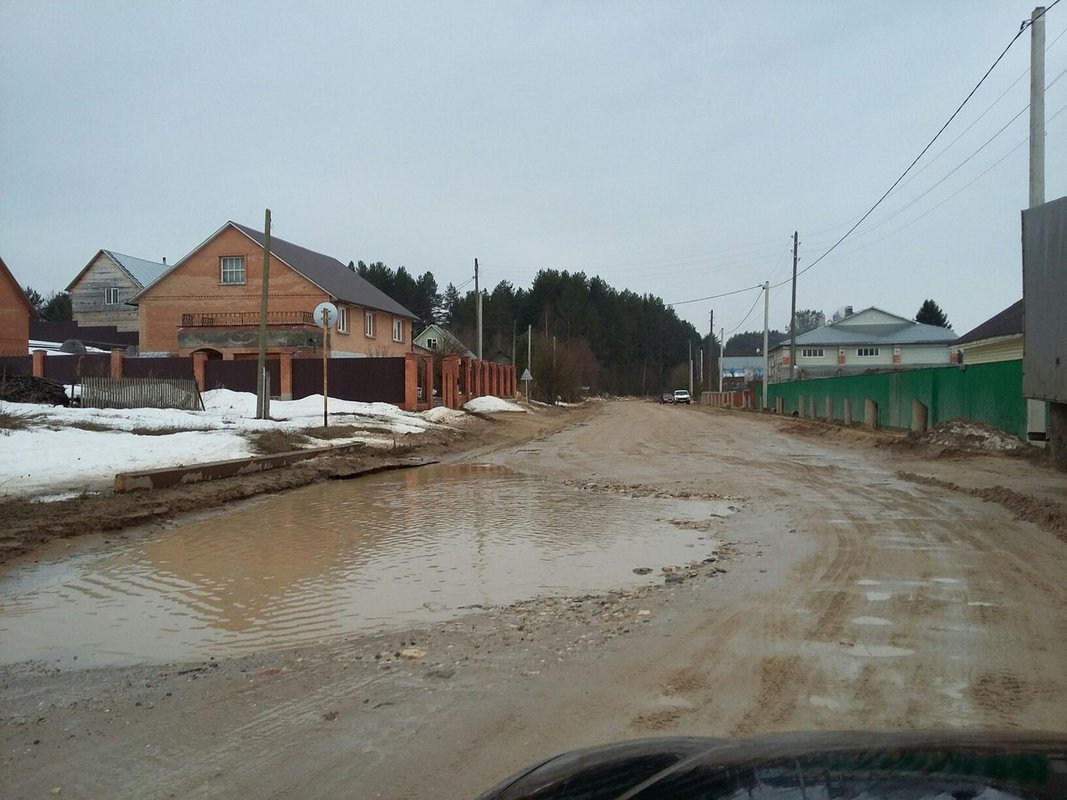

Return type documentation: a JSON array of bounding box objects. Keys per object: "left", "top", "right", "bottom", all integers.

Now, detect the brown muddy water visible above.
[{"left": 0, "top": 464, "right": 732, "bottom": 668}]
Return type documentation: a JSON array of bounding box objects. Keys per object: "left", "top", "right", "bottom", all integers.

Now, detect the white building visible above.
[{"left": 769, "top": 307, "right": 958, "bottom": 382}]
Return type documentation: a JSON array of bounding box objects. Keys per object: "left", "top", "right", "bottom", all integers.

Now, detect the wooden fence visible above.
[{"left": 82, "top": 376, "right": 203, "bottom": 411}]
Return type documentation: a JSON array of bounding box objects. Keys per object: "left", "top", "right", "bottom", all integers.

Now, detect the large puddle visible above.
[{"left": 0, "top": 464, "right": 729, "bottom": 667}]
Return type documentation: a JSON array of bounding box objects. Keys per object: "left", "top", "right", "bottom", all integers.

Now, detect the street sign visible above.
[
  {"left": 313, "top": 302, "right": 338, "bottom": 329},
  {"left": 520, "top": 368, "right": 533, "bottom": 381}
]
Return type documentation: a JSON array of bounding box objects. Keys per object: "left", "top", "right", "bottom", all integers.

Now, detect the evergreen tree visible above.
[{"left": 915, "top": 299, "right": 951, "bottom": 328}]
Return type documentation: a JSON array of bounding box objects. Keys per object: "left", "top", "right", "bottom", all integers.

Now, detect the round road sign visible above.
[{"left": 313, "top": 302, "right": 338, "bottom": 328}]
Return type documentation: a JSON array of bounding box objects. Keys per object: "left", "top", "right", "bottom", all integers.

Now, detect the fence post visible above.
[
  {"left": 32, "top": 349, "right": 46, "bottom": 378},
  {"left": 110, "top": 348, "right": 124, "bottom": 379},
  {"left": 824, "top": 396, "right": 832, "bottom": 422},
  {"left": 279, "top": 352, "right": 293, "bottom": 400},
  {"left": 402, "top": 352, "right": 419, "bottom": 411},
  {"left": 864, "top": 398, "right": 879, "bottom": 429},
  {"left": 911, "top": 400, "right": 929, "bottom": 433},
  {"left": 192, "top": 351, "right": 208, "bottom": 392},
  {"left": 843, "top": 398, "right": 853, "bottom": 426},
  {"left": 443, "top": 354, "right": 459, "bottom": 409}
]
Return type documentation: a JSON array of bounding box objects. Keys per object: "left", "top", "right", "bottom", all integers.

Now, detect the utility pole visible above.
[
  {"left": 688, "top": 340, "right": 693, "bottom": 395},
  {"left": 255, "top": 208, "right": 271, "bottom": 419},
  {"left": 719, "top": 326, "right": 724, "bottom": 393},
  {"left": 1030, "top": 7, "right": 1045, "bottom": 209},
  {"left": 762, "top": 281, "right": 769, "bottom": 410},
  {"left": 708, "top": 309, "right": 714, "bottom": 390},
  {"left": 475, "top": 258, "right": 482, "bottom": 360},
  {"left": 1029, "top": 6, "right": 1065, "bottom": 468},
  {"left": 789, "top": 231, "right": 799, "bottom": 381}
]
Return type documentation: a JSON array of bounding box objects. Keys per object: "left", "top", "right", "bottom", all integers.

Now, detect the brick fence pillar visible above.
[
  {"left": 443, "top": 354, "right": 459, "bottom": 409},
  {"left": 32, "top": 349, "right": 46, "bottom": 378},
  {"left": 402, "top": 352, "right": 419, "bottom": 411},
  {"left": 279, "top": 352, "right": 293, "bottom": 400},
  {"left": 422, "top": 354, "right": 434, "bottom": 407},
  {"left": 192, "top": 351, "right": 208, "bottom": 392},
  {"left": 110, "top": 348, "right": 124, "bottom": 379}
]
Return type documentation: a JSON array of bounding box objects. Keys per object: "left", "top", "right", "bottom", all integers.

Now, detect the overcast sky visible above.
[{"left": 2, "top": 1, "right": 1064, "bottom": 339}]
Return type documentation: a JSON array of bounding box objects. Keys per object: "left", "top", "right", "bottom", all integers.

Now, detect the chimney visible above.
[
  {"left": 844, "top": 305, "right": 853, "bottom": 317},
  {"left": 162, "top": 257, "right": 167, "bottom": 265}
]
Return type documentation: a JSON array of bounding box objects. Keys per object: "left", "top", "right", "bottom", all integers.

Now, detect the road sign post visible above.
[{"left": 313, "top": 302, "right": 338, "bottom": 428}]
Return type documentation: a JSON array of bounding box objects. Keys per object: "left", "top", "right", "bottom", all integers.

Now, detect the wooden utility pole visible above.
[
  {"left": 475, "top": 258, "right": 482, "bottom": 360},
  {"left": 762, "top": 282, "right": 769, "bottom": 410},
  {"left": 789, "top": 231, "right": 799, "bottom": 381},
  {"left": 708, "top": 309, "right": 714, "bottom": 390},
  {"left": 256, "top": 209, "right": 271, "bottom": 419}
]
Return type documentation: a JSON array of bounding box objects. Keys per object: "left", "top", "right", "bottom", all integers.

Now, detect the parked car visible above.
[
  {"left": 673, "top": 389, "right": 691, "bottom": 405},
  {"left": 659, "top": 392, "right": 674, "bottom": 404}
]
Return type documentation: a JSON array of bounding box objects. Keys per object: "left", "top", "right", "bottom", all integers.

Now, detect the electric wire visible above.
[{"left": 726, "top": 286, "right": 765, "bottom": 335}]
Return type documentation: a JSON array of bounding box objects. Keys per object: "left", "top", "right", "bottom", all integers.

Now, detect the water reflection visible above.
[{"left": 0, "top": 464, "right": 727, "bottom": 667}]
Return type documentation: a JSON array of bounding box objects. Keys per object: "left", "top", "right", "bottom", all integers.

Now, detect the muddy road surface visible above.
[{"left": 2, "top": 400, "right": 1066, "bottom": 799}]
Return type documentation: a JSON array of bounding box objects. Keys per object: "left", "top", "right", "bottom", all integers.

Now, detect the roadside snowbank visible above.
[
  {"left": 465, "top": 397, "right": 526, "bottom": 414},
  {"left": 0, "top": 390, "right": 470, "bottom": 499}
]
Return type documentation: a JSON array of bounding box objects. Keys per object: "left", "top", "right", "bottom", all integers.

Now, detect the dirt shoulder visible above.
[{"left": 0, "top": 403, "right": 595, "bottom": 566}]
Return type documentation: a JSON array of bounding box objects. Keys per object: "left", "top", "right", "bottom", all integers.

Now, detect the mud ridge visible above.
[{"left": 896, "top": 470, "right": 1067, "bottom": 540}]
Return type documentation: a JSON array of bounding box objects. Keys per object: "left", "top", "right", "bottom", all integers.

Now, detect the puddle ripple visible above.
[{"left": 0, "top": 464, "right": 726, "bottom": 667}]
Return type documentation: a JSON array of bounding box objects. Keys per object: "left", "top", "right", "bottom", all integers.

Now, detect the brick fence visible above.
[{"left": 15, "top": 348, "right": 517, "bottom": 412}]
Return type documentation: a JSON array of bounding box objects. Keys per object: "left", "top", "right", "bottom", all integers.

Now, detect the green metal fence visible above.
[{"left": 760, "top": 360, "right": 1027, "bottom": 439}]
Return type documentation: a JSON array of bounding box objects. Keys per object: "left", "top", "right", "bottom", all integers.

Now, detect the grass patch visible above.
[
  {"left": 303, "top": 425, "right": 364, "bottom": 440},
  {"left": 130, "top": 426, "right": 198, "bottom": 436},
  {"left": 66, "top": 421, "right": 113, "bottom": 433},
  {"left": 251, "top": 429, "right": 310, "bottom": 454},
  {"left": 0, "top": 410, "right": 28, "bottom": 430}
]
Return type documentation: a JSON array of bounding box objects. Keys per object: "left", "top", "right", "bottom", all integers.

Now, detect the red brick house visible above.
[
  {"left": 0, "top": 256, "right": 35, "bottom": 356},
  {"left": 132, "top": 221, "right": 418, "bottom": 359}
]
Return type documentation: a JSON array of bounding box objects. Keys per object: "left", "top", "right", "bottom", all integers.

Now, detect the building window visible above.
[
  {"left": 104, "top": 287, "right": 121, "bottom": 305},
  {"left": 220, "top": 256, "right": 245, "bottom": 285},
  {"left": 801, "top": 348, "right": 824, "bottom": 358},
  {"left": 337, "top": 306, "right": 348, "bottom": 333},
  {"left": 392, "top": 319, "right": 403, "bottom": 342},
  {"left": 857, "top": 347, "right": 880, "bottom": 357},
  {"left": 426, "top": 337, "right": 438, "bottom": 350},
  {"left": 364, "top": 311, "right": 375, "bottom": 338}
]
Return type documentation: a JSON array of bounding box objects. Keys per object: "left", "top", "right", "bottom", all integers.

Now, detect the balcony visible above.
[
  {"left": 181, "top": 311, "right": 316, "bottom": 327},
  {"left": 178, "top": 310, "right": 321, "bottom": 353}
]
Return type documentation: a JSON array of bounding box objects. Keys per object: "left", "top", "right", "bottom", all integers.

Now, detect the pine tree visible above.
[{"left": 915, "top": 299, "right": 950, "bottom": 328}]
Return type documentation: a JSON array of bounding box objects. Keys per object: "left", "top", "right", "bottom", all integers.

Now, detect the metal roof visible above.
[
  {"left": 230, "top": 222, "right": 417, "bottom": 320},
  {"left": 105, "top": 251, "right": 170, "bottom": 288},
  {"left": 954, "top": 300, "right": 1023, "bottom": 345},
  {"left": 785, "top": 307, "right": 957, "bottom": 348}
]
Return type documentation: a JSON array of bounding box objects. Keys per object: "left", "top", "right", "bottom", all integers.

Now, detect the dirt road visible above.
[{"left": 3, "top": 400, "right": 1066, "bottom": 799}]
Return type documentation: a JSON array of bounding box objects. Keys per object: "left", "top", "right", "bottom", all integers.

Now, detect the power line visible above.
[
  {"left": 726, "top": 287, "right": 765, "bottom": 335},
  {"left": 784, "top": 1, "right": 1060, "bottom": 286}
]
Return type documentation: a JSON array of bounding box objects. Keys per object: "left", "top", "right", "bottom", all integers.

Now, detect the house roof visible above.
[
  {"left": 66, "top": 249, "right": 170, "bottom": 293},
  {"left": 415, "top": 324, "right": 476, "bottom": 358},
  {"left": 229, "top": 222, "right": 417, "bottom": 319},
  {"left": 954, "top": 300, "right": 1023, "bottom": 346},
  {"left": 777, "top": 306, "right": 957, "bottom": 349},
  {"left": 0, "top": 255, "right": 36, "bottom": 316}
]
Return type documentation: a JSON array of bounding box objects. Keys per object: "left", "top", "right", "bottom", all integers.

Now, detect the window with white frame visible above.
[
  {"left": 801, "top": 348, "right": 824, "bottom": 358},
  {"left": 104, "top": 287, "right": 121, "bottom": 305},
  {"left": 337, "top": 306, "right": 348, "bottom": 333},
  {"left": 857, "top": 347, "right": 880, "bottom": 357},
  {"left": 392, "top": 319, "right": 403, "bottom": 342},
  {"left": 364, "top": 311, "right": 375, "bottom": 337},
  {"left": 220, "top": 256, "right": 245, "bottom": 285},
  {"left": 426, "top": 337, "right": 438, "bottom": 350}
]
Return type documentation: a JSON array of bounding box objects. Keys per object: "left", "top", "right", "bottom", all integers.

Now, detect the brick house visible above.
[
  {"left": 132, "top": 221, "right": 418, "bottom": 359},
  {"left": 0, "top": 255, "right": 35, "bottom": 356},
  {"left": 66, "top": 250, "right": 170, "bottom": 332}
]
